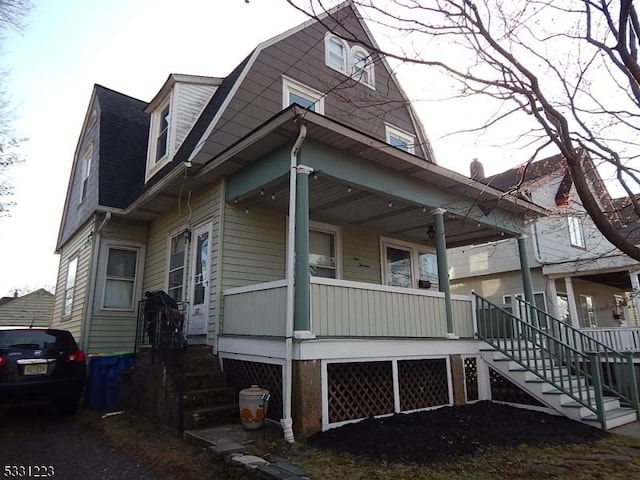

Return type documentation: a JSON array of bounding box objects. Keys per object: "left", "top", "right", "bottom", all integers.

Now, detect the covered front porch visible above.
[{"left": 203, "top": 107, "right": 545, "bottom": 436}]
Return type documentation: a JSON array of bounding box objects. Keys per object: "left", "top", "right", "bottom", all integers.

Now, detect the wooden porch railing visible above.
[{"left": 580, "top": 327, "right": 640, "bottom": 353}]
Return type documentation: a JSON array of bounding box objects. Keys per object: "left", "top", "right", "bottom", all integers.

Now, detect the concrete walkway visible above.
[{"left": 610, "top": 420, "right": 640, "bottom": 439}]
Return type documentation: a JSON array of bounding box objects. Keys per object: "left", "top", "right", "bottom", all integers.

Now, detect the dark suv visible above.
[{"left": 0, "top": 327, "right": 86, "bottom": 413}]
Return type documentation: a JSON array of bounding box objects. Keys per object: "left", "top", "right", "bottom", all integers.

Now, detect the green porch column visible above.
[
  {"left": 517, "top": 236, "right": 535, "bottom": 306},
  {"left": 294, "top": 165, "right": 313, "bottom": 332},
  {"left": 433, "top": 208, "right": 456, "bottom": 338}
]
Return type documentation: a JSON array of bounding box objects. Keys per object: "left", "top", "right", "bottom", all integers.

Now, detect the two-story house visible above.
[
  {"left": 52, "top": 3, "right": 636, "bottom": 438},
  {"left": 450, "top": 155, "right": 640, "bottom": 347}
]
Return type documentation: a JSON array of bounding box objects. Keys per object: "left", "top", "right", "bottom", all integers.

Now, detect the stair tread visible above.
[
  {"left": 184, "top": 386, "right": 236, "bottom": 395},
  {"left": 581, "top": 408, "right": 638, "bottom": 422},
  {"left": 187, "top": 404, "right": 238, "bottom": 414},
  {"left": 560, "top": 398, "right": 619, "bottom": 408}
]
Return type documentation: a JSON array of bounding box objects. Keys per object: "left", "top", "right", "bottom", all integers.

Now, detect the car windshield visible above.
[{"left": 0, "top": 330, "right": 76, "bottom": 350}]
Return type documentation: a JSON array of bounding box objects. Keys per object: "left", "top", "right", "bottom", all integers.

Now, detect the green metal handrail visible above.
[
  {"left": 474, "top": 293, "right": 640, "bottom": 429},
  {"left": 515, "top": 296, "right": 640, "bottom": 412}
]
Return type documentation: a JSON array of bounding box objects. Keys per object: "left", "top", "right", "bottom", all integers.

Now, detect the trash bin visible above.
[{"left": 85, "top": 353, "right": 135, "bottom": 410}]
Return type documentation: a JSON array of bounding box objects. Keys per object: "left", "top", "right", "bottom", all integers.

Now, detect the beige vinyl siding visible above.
[
  {"left": 341, "top": 225, "right": 382, "bottom": 284},
  {"left": 85, "top": 220, "right": 148, "bottom": 354},
  {"left": 143, "top": 183, "right": 222, "bottom": 341},
  {"left": 51, "top": 218, "right": 96, "bottom": 342},
  {"left": 173, "top": 82, "right": 217, "bottom": 153},
  {"left": 221, "top": 204, "right": 286, "bottom": 289}
]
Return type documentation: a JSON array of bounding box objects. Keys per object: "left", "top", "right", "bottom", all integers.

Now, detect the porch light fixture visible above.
[
  {"left": 245, "top": 207, "right": 250, "bottom": 214},
  {"left": 182, "top": 229, "right": 192, "bottom": 242},
  {"left": 347, "top": 186, "right": 352, "bottom": 192},
  {"left": 260, "top": 189, "right": 265, "bottom": 196},
  {"left": 427, "top": 225, "right": 435, "bottom": 240},
  {"left": 388, "top": 201, "right": 393, "bottom": 207},
  {"left": 271, "top": 193, "right": 276, "bottom": 200}
]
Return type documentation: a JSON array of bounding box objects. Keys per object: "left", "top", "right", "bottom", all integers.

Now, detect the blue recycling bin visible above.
[{"left": 85, "top": 353, "right": 135, "bottom": 410}]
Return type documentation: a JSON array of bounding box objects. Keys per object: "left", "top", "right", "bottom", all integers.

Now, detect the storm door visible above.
[{"left": 187, "top": 222, "right": 211, "bottom": 336}]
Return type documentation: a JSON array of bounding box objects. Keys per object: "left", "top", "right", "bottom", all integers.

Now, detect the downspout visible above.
[
  {"left": 82, "top": 212, "right": 111, "bottom": 352},
  {"left": 282, "top": 121, "right": 307, "bottom": 443}
]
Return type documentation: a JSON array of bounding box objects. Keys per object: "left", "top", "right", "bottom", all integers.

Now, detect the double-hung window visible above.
[
  {"left": 568, "top": 216, "right": 585, "bottom": 248},
  {"left": 167, "top": 233, "right": 187, "bottom": 302},
  {"left": 80, "top": 146, "right": 92, "bottom": 203},
  {"left": 63, "top": 257, "right": 78, "bottom": 318},
  {"left": 326, "top": 34, "right": 347, "bottom": 73},
  {"left": 155, "top": 103, "right": 170, "bottom": 163},
  {"left": 309, "top": 222, "right": 341, "bottom": 279},
  {"left": 103, "top": 247, "right": 138, "bottom": 310}
]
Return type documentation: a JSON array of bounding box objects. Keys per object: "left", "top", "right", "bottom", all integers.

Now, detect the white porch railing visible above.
[
  {"left": 580, "top": 327, "right": 640, "bottom": 352},
  {"left": 222, "top": 278, "right": 475, "bottom": 338}
]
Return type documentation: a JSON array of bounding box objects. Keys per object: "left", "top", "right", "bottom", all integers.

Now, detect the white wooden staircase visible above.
[
  {"left": 474, "top": 293, "right": 640, "bottom": 431},
  {"left": 481, "top": 342, "right": 638, "bottom": 429}
]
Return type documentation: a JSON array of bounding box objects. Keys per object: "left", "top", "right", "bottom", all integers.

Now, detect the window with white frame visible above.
[
  {"left": 167, "top": 232, "right": 188, "bottom": 302},
  {"left": 351, "top": 46, "right": 375, "bottom": 88},
  {"left": 155, "top": 102, "right": 170, "bottom": 163},
  {"left": 102, "top": 246, "right": 139, "bottom": 310},
  {"left": 282, "top": 77, "right": 324, "bottom": 113},
  {"left": 385, "top": 124, "right": 415, "bottom": 154},
  {"left": 568, "top": 216, "right": 585, "bottom": 248},
  {"left": 63, "top": 257, "right": 78, "bottom": 318},
  {"left": 325, "top": 33, "right": 347, "bottom": 73},
  {"left": 503, "top": 293, "right": 546, "bottom": 318},
  {"left": 80, "top": 146, "right": 92, "bottom": 203},
  {"left": 309, "top": 222, "right": 341, "bottom": 279},
  {"left": 579, "top": 294, "right": 597, "bottom": 327},
  {"left": 324, "top": 33, "right": 376, "bottom": 89},
  {"left": 382, "top": 238, "right": 437, "bottom": 289}
]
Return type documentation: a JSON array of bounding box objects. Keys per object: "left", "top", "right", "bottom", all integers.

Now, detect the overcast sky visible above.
[{"left": 0, "top": 0, "right": 542, "bottom": 297}]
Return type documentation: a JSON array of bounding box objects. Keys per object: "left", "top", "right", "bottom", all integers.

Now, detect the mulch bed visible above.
[{"left": 307, "top": 401, "right": 608, "bottom": 464}]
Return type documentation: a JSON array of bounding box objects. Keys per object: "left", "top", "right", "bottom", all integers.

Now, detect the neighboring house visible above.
[
  {"left": 450, "top": 154, "right": 640, "bottom": 341},
  {"left": 0, "top": 289, "right": 54, "bottom": 327},
  {"left": 52, "top": 3, "right": 635, "bottom": 437}
]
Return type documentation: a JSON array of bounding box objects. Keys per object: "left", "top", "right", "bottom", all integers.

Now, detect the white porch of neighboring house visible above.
[
  {"left": 207, "top": 108, "right": 544, "bottom": 436},
  {"left": 543, "top": 257, "right": 640, "bottom": 353}
]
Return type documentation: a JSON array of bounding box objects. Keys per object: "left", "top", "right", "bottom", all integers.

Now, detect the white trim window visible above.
[
  {"left": 282, "top": 77, "right": 325, "bottom": 113},
  {"left": 381, "top": 237, "right": 437, "bottom": 289},
  {"left": 146, "top": 97, "right": 172, "bottom": 180},
  {"left": 568, "top": 216, "right": 585, "bottom": 248},
  {"left": 579, "top": 294, "right": 597, "bottom": 327},
  {"left": 63, "top": 256, "right": 78, "bottom": 318},
  {"left": 80, "top": 145, "right": 92, "bottom": 203},
  {"left": 385, "top": 124, "right": 416, "bottom": 154},
  {"left": 350, "top": 46, "right": 375, "bottom": 88},
  {"left": 102, "top": 246, "right": 139, "bottom": 310},
  {"left": 324, "top": 33, "right": 376, "bottom": 89},
  {"left": 309, "top": 222, "right": 342, "bottom": 279},
  {"left": 325, "top": 33, "right": 348, "bottom": 73},
  {"left": 167, "top": 231, "right": 188, "bottom": 302}
]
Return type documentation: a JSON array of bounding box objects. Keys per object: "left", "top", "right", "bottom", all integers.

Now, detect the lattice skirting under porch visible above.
[
  {"left": 327, "top": 358, "right": 450, "bottom": 424},
  {"left": 463, "top": 356, "right": 479, "bottom": 402},
  {"left": 489, "top": 366, "right": 545, "bottom": 407},
  {"left": 222, "top": 359, "right": 283, "bottom": 420}
]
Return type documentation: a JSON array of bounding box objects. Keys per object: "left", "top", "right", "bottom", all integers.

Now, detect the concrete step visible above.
[
  {"left": 182, "top": 386, "right": 238, "bottom": 409},
  {"left": 184, "top": 370, "right": 227, "bottom": 390},
  {"left": 183, "top": 405, "right": 240, "bottom": 430}
]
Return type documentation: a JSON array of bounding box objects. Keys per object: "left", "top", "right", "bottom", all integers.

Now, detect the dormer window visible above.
[
  {"left": 325, "top": 33, "right": 375, "bottom": 89},
  {"left": 155, "top": 103, "right": 170, "bottom": 162},
  {"left": 146, "top": 95, "right": 173, "bottom": 181},
  {"left": 385, "top": 124, "right": 415, "bottom": 154}
]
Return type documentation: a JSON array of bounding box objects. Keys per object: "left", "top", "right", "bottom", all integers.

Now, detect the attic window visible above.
[
  {"left": 155, "top": 103, "right": 170, "bottom": 163},
  {"left": 325, "top": 34, "right": 348, "bottom": 73},
  {"left": 385, "top": 124, "right": 415, "bottom": 154},
  {"left": 325, "top": 33, "right": 375, "bottom": 89},
  {"left": 282, "top": 77, "right": 324, "bottom": 114},
  {"left": 80, "top": 145, "right": 92, "bottom": 203}
]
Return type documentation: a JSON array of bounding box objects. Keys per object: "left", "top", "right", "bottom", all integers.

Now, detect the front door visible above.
[{"left": 187, "top": 222, "right": 211, "bottom": 336}]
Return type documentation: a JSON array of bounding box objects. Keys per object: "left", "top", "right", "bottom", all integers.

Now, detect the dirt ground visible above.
[{"left": 306, "top": 401, "right": 608, "bottom": 464}]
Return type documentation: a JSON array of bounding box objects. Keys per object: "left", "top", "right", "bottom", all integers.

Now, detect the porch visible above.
[{"left": 221, "top": 277, "right": 475, "bottom": 339}]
